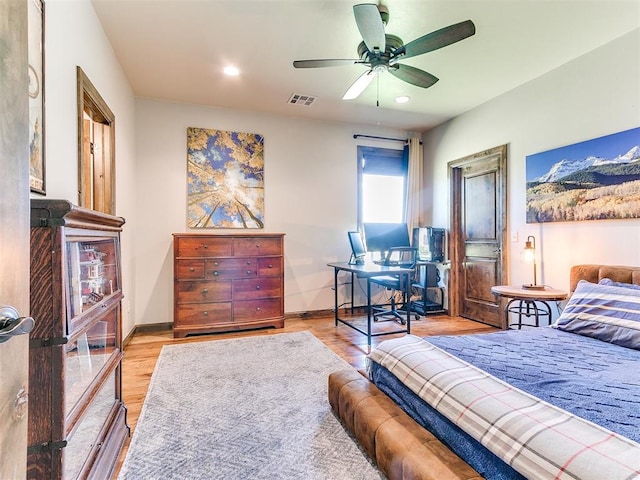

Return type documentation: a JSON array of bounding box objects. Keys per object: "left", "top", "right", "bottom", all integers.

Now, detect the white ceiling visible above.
[{"left": 91, "top": 0, "right": 640, "bottom": 132}]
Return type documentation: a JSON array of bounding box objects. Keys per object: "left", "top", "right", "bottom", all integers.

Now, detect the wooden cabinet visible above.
[
  {"left": 173, "top": 233, "right": 285, "bottom": 338},
  {"left": 28, "top": 200, "right": 128, "bottom": 479}
]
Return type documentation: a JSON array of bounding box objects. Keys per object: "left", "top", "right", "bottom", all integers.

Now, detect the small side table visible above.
[{"left": 491, "top": 285, "right": 568, "bottom": 330}]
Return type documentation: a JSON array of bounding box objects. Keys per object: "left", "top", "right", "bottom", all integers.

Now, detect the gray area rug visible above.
[{"left": 118, "top": 331, "right": 384, "bottom": 480}]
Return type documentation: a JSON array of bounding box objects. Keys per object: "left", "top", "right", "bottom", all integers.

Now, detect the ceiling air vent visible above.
[{"left": 288, "top": 94, "right": 316, "bottom": 106}]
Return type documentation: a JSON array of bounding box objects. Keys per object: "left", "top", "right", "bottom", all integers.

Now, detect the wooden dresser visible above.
[{"left": 172, "top": 233, "right": 285, "bottom": 337}]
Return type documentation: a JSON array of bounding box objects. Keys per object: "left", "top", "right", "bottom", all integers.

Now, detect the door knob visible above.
[{"left": 0, "top": 306, "right": 35, "bottom": 344}]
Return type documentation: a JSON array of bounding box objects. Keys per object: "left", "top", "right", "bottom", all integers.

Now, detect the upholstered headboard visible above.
[{"left": 570, "top": 264, "right": 640, "bottom": 294}]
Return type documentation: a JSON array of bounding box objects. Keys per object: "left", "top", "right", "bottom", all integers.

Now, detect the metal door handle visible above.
[{"left": 0, "top": 306, "right": 35, "bottom": 344}]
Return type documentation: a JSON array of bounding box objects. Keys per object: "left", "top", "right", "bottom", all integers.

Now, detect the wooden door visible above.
[
  {"left": 449, "top": 145, "right": 508, "bottom": 328},
  {"left": 0, "top": 0, "right": 32, "bottom": 477}
]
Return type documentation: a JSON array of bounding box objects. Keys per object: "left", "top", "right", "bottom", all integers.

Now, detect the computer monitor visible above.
[
  {"left": 363, "top": 223, "right": 411, "bottom": 254},
  {"left": 347, "top": 231, "right": 366, "bottom": 265},
  {"left": 412, "top": 227, "right": 446, "bottom": 262}
]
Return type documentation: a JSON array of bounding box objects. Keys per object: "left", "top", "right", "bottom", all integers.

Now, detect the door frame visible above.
[
  {"left": 447, "top": 145, "right": 509, "bottom": 319},
  {"left": 77, "top": 66, "right": 116, "bottom": 214}
]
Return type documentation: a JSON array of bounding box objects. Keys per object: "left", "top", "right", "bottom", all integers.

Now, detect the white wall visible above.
[
  {"left": 39, "top": 0, "right": 138, "bottom": 335},
  {"left": 134, "top": 99, "right": 407, "bottom": 326},
  {"left": 423, "top": 29, "right": 640, "bottom": 294},
  {"left": 41, "top": 1, "right": 639, "bottom": 334}
]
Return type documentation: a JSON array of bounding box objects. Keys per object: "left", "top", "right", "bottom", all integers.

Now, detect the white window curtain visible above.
[{"left": 404, "top": 136, "right": 424, "bottom": 234}]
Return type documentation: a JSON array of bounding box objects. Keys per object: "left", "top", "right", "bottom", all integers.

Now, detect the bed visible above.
[{"left": 328, "top": 264, "right": 640, "bottom": 480}]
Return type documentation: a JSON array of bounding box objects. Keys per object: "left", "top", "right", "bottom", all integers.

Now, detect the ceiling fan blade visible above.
[
  {"left": 342, "top": 70, "right": 376, "bottom": 100},
  {"left": 389, "top": 64, "right": 439, "bottom": 89},
  {"left": 353, "top": 3, "right": 386, "bottom": 54},
  {"left": 395, "top": 20, "right": 475, "bottom": 60},
  {"left": 293, "top": 59, "right": 363, "bottom": 68}
]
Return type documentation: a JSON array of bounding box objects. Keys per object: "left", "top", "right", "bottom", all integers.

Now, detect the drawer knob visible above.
[
  {"left": 189, "top": 267, "right": 195, "bottom": 272},
  {"left": 256, "top": 244, "right": 260, "bottom": 248},
  {"left": 202, "top": 288, "right": 208, "bottom": 294},
  {"left": 256, "top": 307, "right": 261, "bottom": 311},
  {"left": 203, "top": 245, "right": 208, "bottom": 249},
  {"left": 204, "top": 311, "right": 208, "bottom": 316},
  {"left": 256, "top": 285, "right": 261, "bottom": 290},
  {"left": 213, "top": 271, "right": 219, "bottom": 276},
  {"left": 246, "top": 261, "right": 251, "bottom": 265},
  {"left": 214, "top": 261, "right": 218, "bottom": 266},
  {"left": 247, "top": 270, "right": 252, "bottom": 274},
  {"left": 268, "top": 264, "right": 273, "bottom": 268}
]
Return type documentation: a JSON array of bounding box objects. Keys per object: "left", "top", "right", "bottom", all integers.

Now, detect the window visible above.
[{"left": 357, "top": 146, "right": 408, "bottom": 224}]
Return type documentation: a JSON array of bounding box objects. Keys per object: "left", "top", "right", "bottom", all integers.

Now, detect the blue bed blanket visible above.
[
  {"left": 428, "top": 327, "right": 640, "bottom": 442},
  {"left": 368, "top": 327, "right": 640, "bottom": 479}
]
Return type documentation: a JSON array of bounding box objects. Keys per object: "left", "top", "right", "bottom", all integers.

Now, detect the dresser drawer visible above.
[
  {"left": 234, "top": 298, "right": 282, "bottom": 321},
  {"left": 257, "top": 257, "right": 282, "bottom": 276},
  {"left": 233, "top": 237, "right": 282, "bottom": 256},
  {"left": 232, "top": 277, "right": 282, "bottom": 301},
  {"left": 206, "top": 258, "right": 257, "bottom": 279},
  {"left": 177, "top": 236, "right": 232, "bottom": 257},
  {"left": 176, "top": 280, "right": 231, "bottom": 304},
  {"left": 175, "top": 303, "right": 232, "bottom": 325},
  {"left": 176, "top": 260, "right": 205, "bottom": 279}
]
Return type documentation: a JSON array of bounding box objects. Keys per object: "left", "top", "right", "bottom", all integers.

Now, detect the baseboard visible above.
[
  {"left": 284, "top": 307, "right": 370, "bottom": 319},
  {"left": 285, "top": 309, "right": 332, "bottom": 319},
  {"left": 123, "top": 322, "right": 173, "bottom": 347},
  {"left": 123, "top": 309, "right": 373, "bottom": 346}
]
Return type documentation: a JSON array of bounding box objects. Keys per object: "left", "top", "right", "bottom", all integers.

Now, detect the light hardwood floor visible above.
[{"left": 115, "top": 313, "right": 496, "bottom": 476}]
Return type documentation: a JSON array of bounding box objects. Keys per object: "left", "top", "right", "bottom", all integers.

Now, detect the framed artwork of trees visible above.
[{"left": 186, "top": 127, "right": 264, "bottom": 228}]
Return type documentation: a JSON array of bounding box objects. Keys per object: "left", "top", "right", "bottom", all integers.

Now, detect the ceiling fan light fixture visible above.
[
  {"left": 293, "top": 5, "right": 475, "bottom": 101},
  {"left": 223, "top": 65, "right": 240, "bottom": 77},
  {"left": 342, "top": 70, "right": 376, "bottom": 100},
  {"left": 395, "top": 95, "right": 410, "bottom": 104}
]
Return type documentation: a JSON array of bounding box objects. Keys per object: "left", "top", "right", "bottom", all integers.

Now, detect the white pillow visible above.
[{"left": 553, "top": 280, "right": 640, "bottom": 349}]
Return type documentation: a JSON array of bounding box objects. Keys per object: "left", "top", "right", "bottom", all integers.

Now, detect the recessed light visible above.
[
  {"left": 223, "top": 66, "right": 240, "bottom": 77},
  {"left": 395, "top": 96, "right": 410, "bottom": 104}
]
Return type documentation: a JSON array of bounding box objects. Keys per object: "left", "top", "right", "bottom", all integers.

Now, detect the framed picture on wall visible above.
[
  {"left": 526, "top": 127, "right": 640, "bottom": 223},
  {"left": 28, "top": 0, "right": 45, "bottom": 194},
  {"left": 186, "top": 127, "right": 265, "bottom": 228}
]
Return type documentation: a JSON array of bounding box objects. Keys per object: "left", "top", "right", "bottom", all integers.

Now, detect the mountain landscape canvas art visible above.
[{"left": 526, "top": 127, "right": 640, "bottom": 223}]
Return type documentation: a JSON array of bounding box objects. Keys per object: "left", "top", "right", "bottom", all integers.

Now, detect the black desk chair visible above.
[{"left": 371, "top": 247, "right": 419, "bottom": 324}]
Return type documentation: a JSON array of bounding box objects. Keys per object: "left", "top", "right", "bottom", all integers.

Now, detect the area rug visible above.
[{"left": 118, "top": 331, "right": 383, "bottom": 480}]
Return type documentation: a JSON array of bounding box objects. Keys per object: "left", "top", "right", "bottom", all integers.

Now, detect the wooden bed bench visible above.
[{"left": 328, "top": 369, "right": 482, "bottom": 480}]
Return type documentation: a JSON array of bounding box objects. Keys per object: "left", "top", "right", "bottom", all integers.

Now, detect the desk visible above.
[
  {"left": 328, "top": 262, "right": 413, "bottom": 347},
  {"left": 491, "top": 285, "right": 568, "bottom": 329}
]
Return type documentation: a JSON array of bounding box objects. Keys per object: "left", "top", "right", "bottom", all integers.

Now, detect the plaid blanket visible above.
[{"left": 367, "top": 335, "right": 640, "bottom": 480}]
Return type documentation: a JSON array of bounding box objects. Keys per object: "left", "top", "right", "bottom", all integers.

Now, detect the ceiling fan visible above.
[{"left": 293, "top": 3, "right": 475, "bottom": 100}]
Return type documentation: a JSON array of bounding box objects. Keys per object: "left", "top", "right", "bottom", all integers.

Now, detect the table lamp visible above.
[{"left": 522, "top": 235, "right": 544, "bottom": 290}]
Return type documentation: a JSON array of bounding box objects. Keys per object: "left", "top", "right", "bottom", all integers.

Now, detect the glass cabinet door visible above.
[
  {"left": 66, "top": 236, "right": 120, "bottom": 332},
  {"left": 64, "top": 307, "right": 119, "bottom": 417}
]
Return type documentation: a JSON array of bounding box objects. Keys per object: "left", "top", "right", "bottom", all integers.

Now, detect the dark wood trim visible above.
[
  {"left": 123, "top": 323, "right": 172, "bottom": 348},
  {"left": 76, "top": 66, "right": 116, "bottom": 214},
  {"left": 285, "top": 308, "right": 349, "bottom": 320}
]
